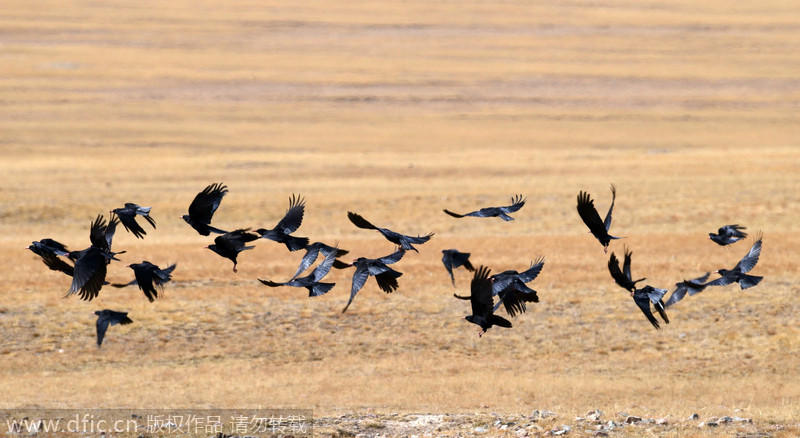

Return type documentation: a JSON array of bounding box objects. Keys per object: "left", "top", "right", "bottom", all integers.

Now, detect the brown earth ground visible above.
[{"left": 1, "top": 1, "right": 799, "bottom": 437}]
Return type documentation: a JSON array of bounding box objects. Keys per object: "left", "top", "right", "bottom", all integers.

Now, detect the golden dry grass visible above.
[{"left": 2, "top": 0, "right": 800, "bottom": 436}]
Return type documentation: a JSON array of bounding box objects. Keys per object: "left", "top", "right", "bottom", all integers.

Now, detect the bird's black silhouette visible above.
[
  {"left": 256, "top": 194, "right": 309, "bottom": 252},
  {"left": 461, "top": 265, "right": 512, "bottom": 337},
  {"left": 347, "top": 212, "right": 433, "bottom": 252},
  {"left": 664, "top": 272, "right": 711, "bottom": 308},
  {"left": 182, "top": 182, "right": 229, "bottom": 236},
  {"left": 709, "top": 224, "right": 748, "bottom": 246},
  {"left": 607, "top": 248, "right": 646, "bottom": 293},
  {"left": 259, "top": 245, "right": 338, "bottom": 297},
  {"left": 94, "top": 309, "right": 133, "bottom": 347},
  {"left": 290, "top": 242, "right": 350, "bottom": 280},
  {"left": 577, "top": 184, "right": 621, "bottom": 253},
  {"left": 66, "top": 214, "right": 124, "bottom": 301},
  {"left": 28, "top": 238, "right": 70, "bottom": 258},
  {"left": 706, "top": 232, "right": 763, "bottom": 289},
  {"left": 443, "top": 194, "right": 526, "bottom": 221},
  {"left": 490, "top": 257, "right": 545, "bottom": 317},
  {"left": 206, "top": 229, "right": 259, "bottom": 272},
  {"left": 608, "top": 250, "right": 668, "bottom": 329},
  {"left": 441, "top": 249, "right": 475, "bottom": 286},
  {"left": 112, "top": 261, "right": 176, "bottom": 302},
  {"left": 341, "top": 249, "right": 406, "bottom": 313},
  {"left": 112, "top": 203, "right": 156, "bottom": 239}
]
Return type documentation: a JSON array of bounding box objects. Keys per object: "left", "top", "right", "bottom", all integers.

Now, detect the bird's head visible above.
[{"left": 180, "top": 214, "right": 191, "bottom": 223}]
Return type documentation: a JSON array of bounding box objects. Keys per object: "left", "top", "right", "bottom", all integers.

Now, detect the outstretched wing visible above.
[
  {"left": 734, "top": 232, "right": 762, "bottom": 274},
  {"left": 633, "top": 292, "right": 660, "bottom": 329},
  {"left": 442, "top": 209, "right": 468, "bottom": 218},
  {"left": 608, "top": 252, "right": 635, "bottom": 291},
  {"left": 342, "top": 265, "right": 370, "bottom": 313},
  {"left": 603, "top": 184, "right": 616, "bottom": 231},
  {"left": 347, "top": 211, "right": 378, "bottom": 230},
  {"left": 470, "top": 265, "right": 494, "bottom": 319},
  {"left": 188, "top": 183, "right": 228, "bottom": 224},
  {"left": 499, "top": 194, "right": 526, "bottom": 214},
  {"left": 577, "top": 191, "right": 607, "bottom": 238},
  {"left": 274, "top": 194, "right": 305, "bottom": 234},
  {"left": 516, "top": 256, "right": 545, "bottom": 283},
  {"left": 310, "top": 246, "right": 338, "bottom": 282},
  {"left": 378, "top": 249, "right": 406, "bottom": 265}
]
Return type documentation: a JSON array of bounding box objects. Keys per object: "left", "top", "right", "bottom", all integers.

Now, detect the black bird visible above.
[
  {"left": 94, "top": 309, "right": 133, "bottom": 347},
  {"left": 341, "top": 249, "right": 406, "bottom": 313},
  {"left": 347, "top": 212, "right": 433, "bottom": 252},
  {"left": 577, "top": 184, "right": 622, "bottom": 253},
  {"left": 66, "top": 214, "right": 124, "bottom": 301},
  {"left": 289, "top": 242, "right": 350, "bottom": 280},
  {"left": 441, "top": 249, "right": 475, "bottom": 286},
  {"left": 706, "top": 232, "right": 763, "bottom": 289},
  {"left": 259, "top": 246, "right": 339, "bottom": 297},
  {"left": 664, "top": 272, "right": 711, "bottom": 308},
  {"left": 608, "top": 250, "right": 668, "bottom": 329},
  {"left": 461, "top": 265, "right": 512, "bottom": 337},
  {"left": 709, "top": 224, "right": 748, "bottom": 246},
  {"left": 607, "top": 248, "right": 646, "bottom": 293},
  {"left": 28, "top": 238, "right": 70, "bottom": 257},
  {"left": 256, "top": 194, "right": 309, "bottom": 252},
  {"left": 206, "top": 229, "right": 259, "bottom": 273},
  {"left": 443, "top": 194, "right": 526, "bottom": 221},
  {"left": 112, "top": 261, "right": 176, "bottom": 302},
  {"left": 112, "top": 203, "right": 156, "bottom": 239},
  {"left": 633, "top": 286, "right": 670, "bottom": 330},
  {"left": 182, "top": 182, "right": 229, "bottom": 236},
  {"left": 490, "top": 257, "right": 545, "bottom": 317}
]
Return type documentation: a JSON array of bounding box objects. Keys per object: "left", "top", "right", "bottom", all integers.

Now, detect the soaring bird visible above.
[
  {"left": 664, "top": 272, "right": 711, "bottom": 308},
  {"left": 256, "top": 194, "right": 309, "bottom": 252},
  {"left": 709, "top": 224, "right": 748, "bottom": 246},
  {"left": 347, "top": 211, "right": 433, "bottom": 252},
  {"left": 441, "top": 249, "right": 475, "bottom": 286},
  {"left": 112, "top": 261, "right": 176, "bottom": 302},
  {"left": 489, "top": 257, "right": 545, "bottom": 317},
  {"left": 206, "top": 229, "right": 259, "bottom": 272},
  {"left": 28, "top": 238, "right": 70, "bottom": 258},
  {"left": 112, "top": 203, "right": 156, "bottom": 239},
  {"left": 259, "top": 246, "right": 339, "bottom": 297},
  {"left": 461, "top": 265, "right": 512, "bottom": 337},
  {"left": 608, "top": 250, "right": 668, "bottom": 329},
  {"left": 94, "top": 309, "right": 133, "bottom": 347},
  {"left": 577, "top": 184, "right": 622, "bottom": 253},
  {"left": 706, "top": 232, "right": 763, "bottom": 289},
  {"left": 65, "top": 214, "right": 124, "bottom": 301},
  {"left": 443, "top": 194, "right": 526, "bottom": 221},
  {"left": 289, "top": 242, "right": 350, "bottom": 280},
  {"left": 182, "top": 182, "right": 229, "bottom": 236},
  {"left": 341, "top": 249, "right": 406, "bottom": 313}
]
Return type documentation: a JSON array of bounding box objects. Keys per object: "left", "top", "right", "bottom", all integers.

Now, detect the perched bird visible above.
[
  {"left": 28, "top": 238, "right": 70, "bottom": 257},
  {"left": 461, "top": 265, "right": 512, "bottom": 337},
  {"left": 443, "top": 194, "right": 526, "bottom": 221},
  {"left": 182, "top": 182, "right": 229, "bottom": 236},
  {"left": 490, "top": 257, "right": 545, "bottom": 317},
  {"left": 706, "top": 232, "right": 763, "bottom": 289},
  {"left": 347, "top": 211, "right": 433, "bottom": 252},
  {"left": 206, "top": 229, "right": 259, "bottom": 273},
  {"left": 709, "top": 224, "right": 748, "bottom": 246},
  {"left": 94, "top": 309, "right": 133, "bottom": 347},
  {"left": 112, "top": 203, "right": 156, "bottom": 239},
  {"left": 577, "top": 184, "right": 622, "bottom": 253},
  {"left": 607, "top": 248, "right": 646, "bottom": 293},
  {"left": 608, "top": 250, "right": 668, "bottom": 329},
  {"left": 112, "top": 261, "right": 176, "bottom": 302},
  {"left": 259, "top": 246, "right": 339, "bottom": 297},
  {"left": 664, "top": 272, "right": 711, "bottom": 308},
  {"left": 341, "top": 249, "right": 406, "bottom": 313},
  {"left": 256, "top": 194, "right": 309, "bottom": 252},
  {"left": 441, "top": 249, "right": 475, "bottom": 286},
  {"left": 289, "top": 242, "right": 350, "bottom": 280},
  {"left": 633, "top": 286, "right": 670, "bottom": 330},
  {"left": 66, "top": 214, "right": 124, "bottom": 301}
]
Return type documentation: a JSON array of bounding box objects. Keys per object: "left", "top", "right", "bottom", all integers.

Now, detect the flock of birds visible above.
[{"left": 26, "top": 183, "right": 764, "bottom": 345}]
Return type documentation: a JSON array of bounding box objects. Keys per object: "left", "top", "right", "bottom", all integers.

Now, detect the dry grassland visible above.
[{"left": 1, "top": 0, "right": 800, "bottom": 436}]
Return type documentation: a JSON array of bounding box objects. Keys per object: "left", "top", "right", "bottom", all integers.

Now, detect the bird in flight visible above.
[
  {"left": 259, "top": 245, "right": 339, "bottom": 297},
  {"left": 443, "top": 194, "right": 526, "bottom": 221},
  {"left": 94, "top": 309, "right": 133, "bottom": 347},
  {"left": 441, "top": 249, "right": 475, "bottom": 286},
  {"left": 182, "top": 182, "right": 229, "bottom": 236},
  {"left": 256, "top": 194, "right": 309, "bottom": 252},
  {"left": 490, "top": 257, "right": 545, "bottom": 317},
  {"left": 112, "top": 261, "right": 176, "bottom": 302},
  {"left": 341, "top": 249, "right": 406, "bottom": 313},
  {"left": 28, "top": 238, "right": 70, "bottom": 258},
  {"left": 206, "top": 229, "right": 259, "bottom": 272},
  {"left": 709, "top": 224, "right": 748, "bottom": 246},
  {"left": 577, "top": 184, "right": 622, "bottom": 253},
  {"left": 65, "top": 214, "right": 125, "bottom": 301},
  {"left": 347, "top": 211, "right": 433, "bottom": 252},
  {"left": 608, "top": 249, "right": 669, "bottom": 329},
  {"left": 289, "top": 242, "right": 350, "bottom": 280},
  {"left": 460, "top": 265, "right": 512, "bottom": 337},
  {"left": 706, "top": 232, "right": 763, "bottom": 290},
  {"left": 664, "top": 272, "right": 711, "bottom": 308},
  {"left": 112, "top": 203, "right": 156, "bottom": 239}
]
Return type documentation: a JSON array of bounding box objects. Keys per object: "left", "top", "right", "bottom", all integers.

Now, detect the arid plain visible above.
[{"left": 2, "top": 1, "right": 800, "bottom": 436}]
